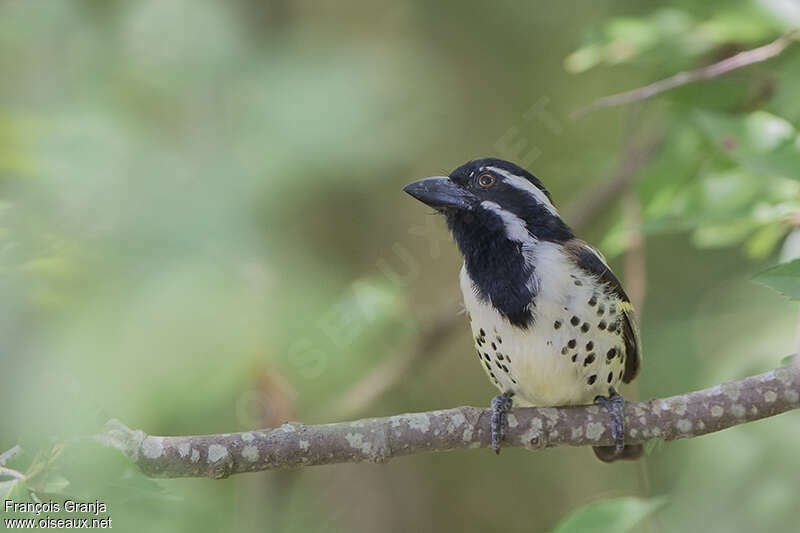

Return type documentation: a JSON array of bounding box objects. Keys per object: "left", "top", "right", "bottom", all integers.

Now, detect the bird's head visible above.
[{"left": 403, "top": 158, "right": 573, "bottom": 248}]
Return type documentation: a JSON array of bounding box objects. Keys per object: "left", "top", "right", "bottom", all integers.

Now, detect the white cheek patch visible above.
[
  {"left": 480, "top": 201, "right": 538, "bottom": 290},
  {"left": 486, "top": 166, "right": 558, "bottom": 216},
  {"left": 480, "top": 201, "right": 532, "bottom": 244}
]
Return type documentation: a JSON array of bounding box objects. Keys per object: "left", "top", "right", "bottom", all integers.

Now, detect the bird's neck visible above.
[{"left": 448, "top": 213, "right": 537, "bottom": 328}]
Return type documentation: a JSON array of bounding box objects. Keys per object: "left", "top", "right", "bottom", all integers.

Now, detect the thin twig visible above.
[
  {"left": 0, "top": 445, "right": 22, "bottom": 466},
  {"left": 98, "top": 365, "right": 800, "bottom": 479},
  {"left": 332, "top": 309, "right": 462, "bottom": 418},
  {"left": 573, "top": 30, "right": 800, "bottom": 119}
]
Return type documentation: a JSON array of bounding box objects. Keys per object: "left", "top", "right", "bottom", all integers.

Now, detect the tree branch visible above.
[
  {"left": 98, "top": 365, "right": 800, "bottom": 479},
  {"left": 573, "top": 30, "right": 800, "bottom": 118}
]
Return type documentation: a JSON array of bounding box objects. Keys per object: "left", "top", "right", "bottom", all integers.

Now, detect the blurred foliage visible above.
[
  {"left": 754, "top": 258, "right": 800, "bottom": 299},
  {"left": 564, "top": 4, "right": 785, "bottom": 74},
  {"left": 1, "top": 0, "right": 800, "bottom": 532},
  {"left": 552, "top": 496, "right": 667, "bottom": 533}
]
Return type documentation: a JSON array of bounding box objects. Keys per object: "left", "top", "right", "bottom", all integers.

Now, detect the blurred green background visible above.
[{"left": 2, "top": 0, "right": 800, "bottom": 531}]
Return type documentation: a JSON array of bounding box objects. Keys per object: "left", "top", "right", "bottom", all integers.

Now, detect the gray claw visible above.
[
  {"left": 595, "top": 388, "right": 626, "bottom": 455},
  {"left": 490, "top": 391, "right": 514, "bottom": 454}
]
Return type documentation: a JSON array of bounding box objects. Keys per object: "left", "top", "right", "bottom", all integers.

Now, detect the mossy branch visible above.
[{"left": 97, "top": 365, "right": 800, "bottom": 479}]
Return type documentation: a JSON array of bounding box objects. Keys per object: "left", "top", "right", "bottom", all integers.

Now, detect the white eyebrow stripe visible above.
[{"left": 486, "top": 166, "right": 558, "bottom": 215}]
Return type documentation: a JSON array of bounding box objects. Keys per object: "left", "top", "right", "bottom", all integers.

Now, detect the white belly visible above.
[{"left": 459, "top": 243, "right": 627, "bottom": 406}]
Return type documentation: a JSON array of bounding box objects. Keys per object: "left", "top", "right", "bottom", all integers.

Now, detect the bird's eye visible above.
[{"left": 478, "top": 173, "right": 495, "bottom": 188}]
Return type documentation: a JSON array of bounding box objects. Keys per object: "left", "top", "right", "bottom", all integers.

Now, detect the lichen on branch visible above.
[{"left": 97, "top": 365, "right": 800, "bottom": 479}]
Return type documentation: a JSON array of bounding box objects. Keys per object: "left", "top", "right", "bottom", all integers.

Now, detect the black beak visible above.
[{"left": 403, "top": 177, "right": 476, "bottom": 210}]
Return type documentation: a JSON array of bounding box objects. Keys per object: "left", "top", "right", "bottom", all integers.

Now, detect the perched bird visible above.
[{"left": 403, "top": 158, "right": 642, "bottom": 461}]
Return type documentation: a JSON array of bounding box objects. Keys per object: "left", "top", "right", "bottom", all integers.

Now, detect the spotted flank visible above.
[
  {"left": 472, "top": 325, "right": 517, "bottom": 386},
  {"left": 461, "top": 237, "right": 637, "bottom": 407},
  {"left": 404, "top": 157, "right": 643, "bottom": 461}
]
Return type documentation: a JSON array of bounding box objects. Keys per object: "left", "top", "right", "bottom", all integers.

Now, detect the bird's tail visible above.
[{"left": 592, "top": 444, "right": 644, "bottom": 462}]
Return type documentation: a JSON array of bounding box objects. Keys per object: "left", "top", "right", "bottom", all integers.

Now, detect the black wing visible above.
[{"left": 565, "top": 240, "right": 641, "bottom": 383}]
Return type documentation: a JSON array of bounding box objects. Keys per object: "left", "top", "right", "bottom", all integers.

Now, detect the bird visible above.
[{"left": 403, "top": 158, "right": 642, "bottom": 462}]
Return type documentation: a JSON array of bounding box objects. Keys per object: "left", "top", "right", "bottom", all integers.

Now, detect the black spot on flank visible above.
[
  {"left": 490, "top": 372, "right": 497, "bottom": 381},
  {"left": 484, "top": 353, "right": 491, "bottom": 361},
  {"left": 561, "top": 347, "right": 569, "bottom": 355},
  {"left": 570, "top": 316, "right": 580, "bottom": 326},
  {"left": 571, "top": 354, "right": 578, "bottom": 362},
  {"left": 584, "top": 353, "right": 595, "bottom": 366},
  {"left": 491, "top": 342, "right": 497, "bottom": 350},
  {"left": 598, "top": 320, "right": 607, "bottom": 330},
  {"left": 506, "top": 355, "right": 512, "bottom": 363},
  {"left": 588, "top": 295, "right": 597, "bottom": 306},
  {"left": 618, "top": 370, "right": 624, "bottom": 380},
  {"left": 607, "top": 371, "right": 614, "bottom": 383},
  {"left": 606, "top": 348, "right": 617, "bottom": 360},
  {"left": 554, "top": 320, "right": 562, "bottom": 330},
  {"left": 502, "top": 365, "right": 509, "bottom": 373},
  {"left": 497, "top": 353, "right": 504, "bottom": 361},
  {"left": 587, "top": 374, "right": 597, "bottom": 385},
  {"left": 485, "top": 362, "right": 491, "bottom": 371},
  {"left": 496, "top": 336, "right": 503, "bottom": 344},
  {"left": 573, "top": 279, "right": 583, "bottom": 286},
  {"left": 495, "top": 360, "right": 502, "bottom": 369},
  {"left": 597, "top": 304, "right": 605, "bottom": 316},
  {"left": 585, "top": 341, "right": 594, "bottom": 351},
  {"left": 479, "top": 328, "right": 486, "bottom": 337},
  {"left": 476, "top": 350, "right": 482, "bottom": 359},
  {"left": 511, "top": 377, "right": 517, "bottom": 384},
  {"left": 581, "top": 322, "right": 590, "bottom": 333},
  {"left": 476, "top": 337, "right": 484, "bottom": 346},
  {"left": 568, "top": 339, "right": 576, "bottom": 349},
  {"left": 608, "top": 322, "right": 619, "bottom": 333}
]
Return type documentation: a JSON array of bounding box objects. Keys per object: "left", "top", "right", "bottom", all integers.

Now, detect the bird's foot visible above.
[
  {"left": 594, "top": 387, "right": 625, "bottom": 456},
  {"left": 490, "top": 391, "right": 514, "bottom": 454}
]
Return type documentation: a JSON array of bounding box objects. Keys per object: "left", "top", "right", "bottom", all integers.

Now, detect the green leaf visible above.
[
  {"left": 552, "top": 496, "right": 667, "bottom": 533},
  {"left": 45, "top": 440, "right": 168, "bottom": 504},
  {"left": 746, "top": 223, "right": 790, "bottom": 259},
  {"left": 42, "top": 474, "right": 70, "bottom": 494},
  {"left": 695, "top": 110, "right": 800, "bottom": 181},
  {"left": 1, "top": 478, "right": 29, "bottom": 502},
  {"left": 753, "top": 259, "right": 800, "bottom": 300},
  {"left": 780, "top": 354, "right": 796, "bottom": 366},
  {"left": 0, "top": 479, "right": 20, "bottom": 500}
]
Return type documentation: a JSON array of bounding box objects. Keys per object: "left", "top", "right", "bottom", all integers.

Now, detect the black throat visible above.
[{"left": 447, "top": 210, "right": 536, "bottom": 328}]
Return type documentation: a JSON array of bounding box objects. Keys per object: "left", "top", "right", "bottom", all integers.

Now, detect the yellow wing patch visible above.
[{"left": 616, "top": 300, "right": 633, "bottom": 313}]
